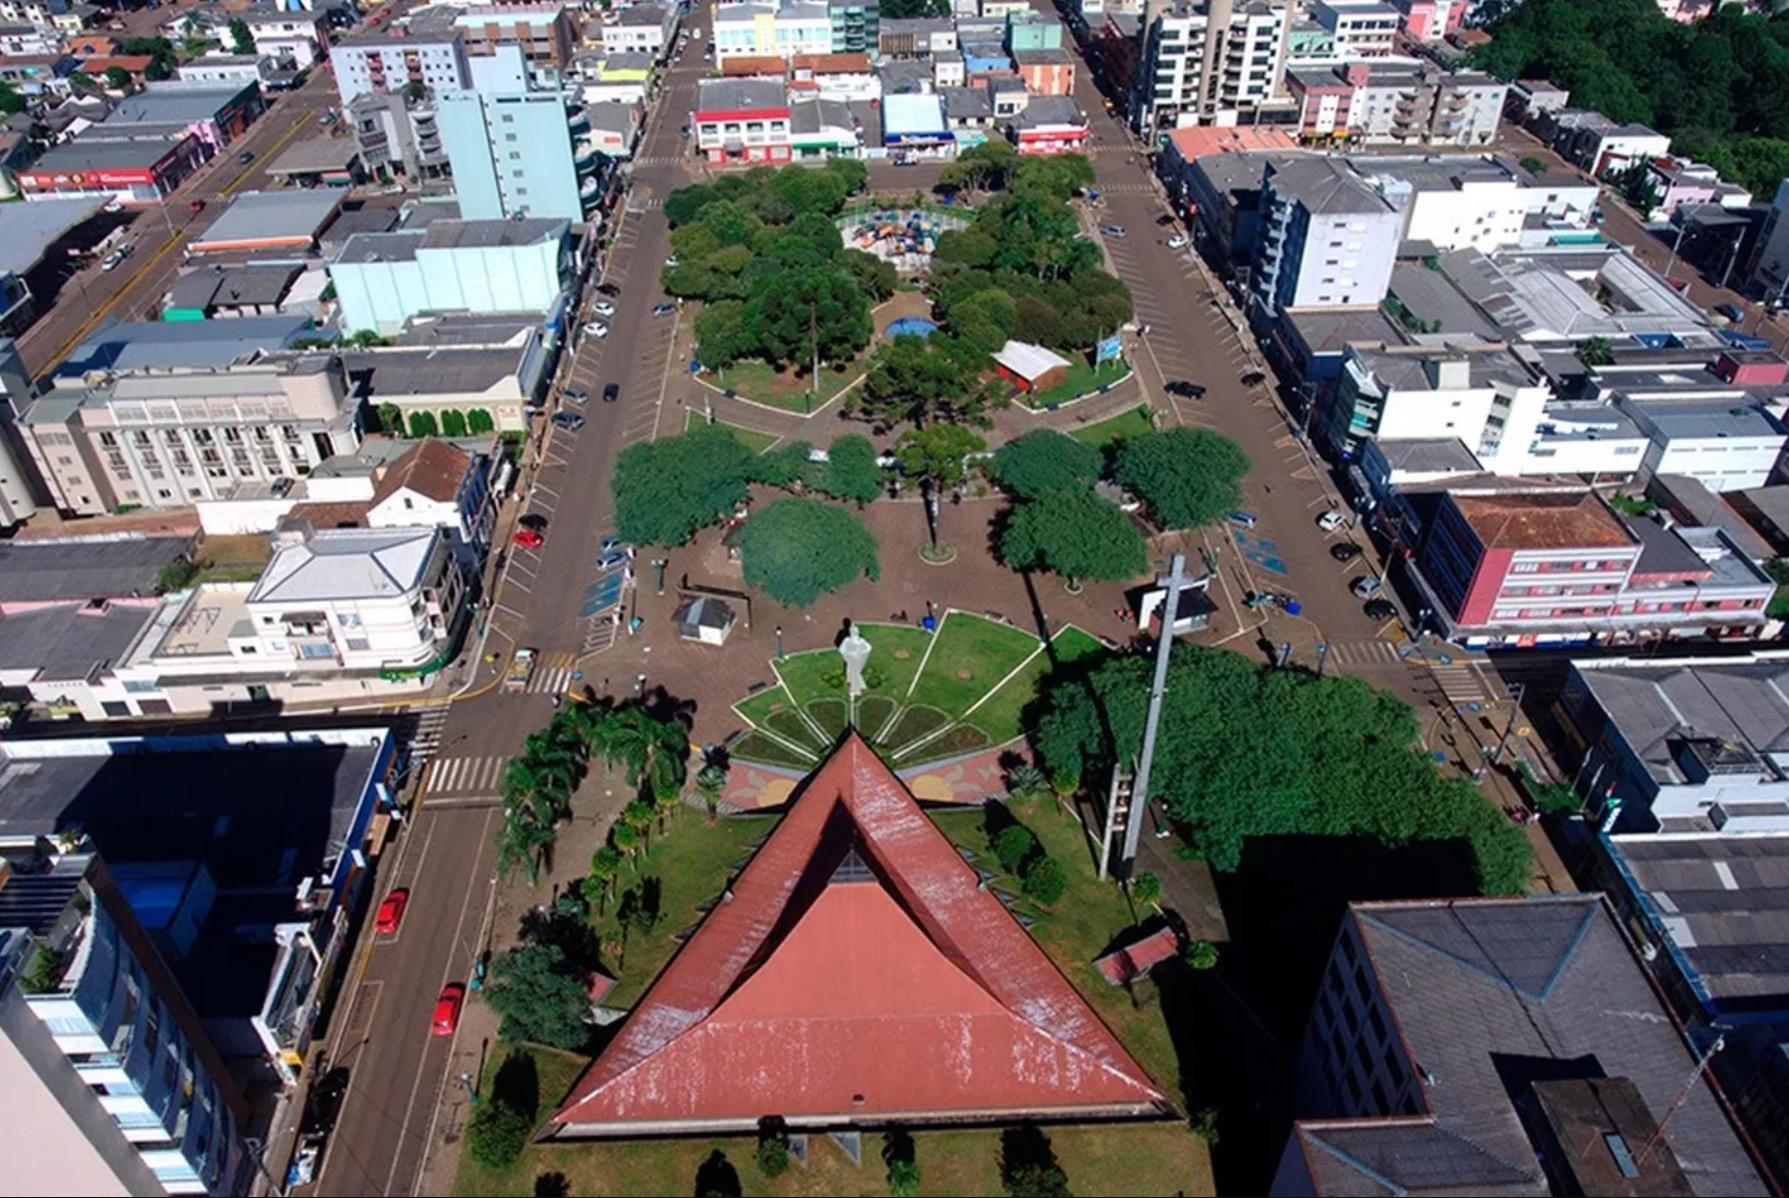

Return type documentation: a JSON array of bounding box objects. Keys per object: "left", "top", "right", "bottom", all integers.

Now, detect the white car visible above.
[
  {"left": 1167, "top": 233, "right": 1189, "bottom": 249},
  {"left": 584, "top": 321, "right": 609, "bottom": 340},
  {"left": 1317, "top": 509, "right": 1347, "bottom": 532},
  {"left": 592, "top": 300, "right": 616, "bottom": 317},
  {"left": 665, "top": 255, "right": 678, "bottom": 268}
]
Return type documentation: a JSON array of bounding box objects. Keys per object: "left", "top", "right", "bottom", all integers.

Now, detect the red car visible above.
[
  {"left": 187, "top": 199, "right": 205, "bottom": 213},
  {"left": 375, "top": 887, "right": 408, "bottom": 934},
  {"left": 513, "top": 527, "right": 545, "bottom": 549},
  {"left": 432, "top": 983, "right": 465, "bottom": 1036}
]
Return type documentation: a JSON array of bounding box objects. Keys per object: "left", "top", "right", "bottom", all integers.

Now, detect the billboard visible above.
[{"left": 1096, "top": 333, "right": 1123, "bottom": 363}]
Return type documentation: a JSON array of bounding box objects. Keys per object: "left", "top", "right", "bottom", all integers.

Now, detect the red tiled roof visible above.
[
  {"left": 721, "top": 55, "right": 787, "bottom": 78},
  {"left": 550, "top": 735, "right": 1167, "bottom": 1136},
  {"left": 1094, "top": 927, "right": 1181, "bottom": 986},
  {"left": 80, "top": 55, "right": 155, "bottom": 75},
  {"left": 370, "top": 438, "right": 472, "bottom": 508},
  {"left": 283, "top": 500, "right": 369, "bottom": 529}
]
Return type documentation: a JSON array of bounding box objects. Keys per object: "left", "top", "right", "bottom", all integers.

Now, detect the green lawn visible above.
[
  {"left": 707, "top": 350, "right": 867, "bottom": 414},
  {"left": 906, "top": 613, "right": 1040, "bottom": 716},
  {"left": 856, "top": 693, "right": 898, "bottom": 739},
  {"left": 1071, "top": 403, "right": 1157, "bottom": 447},
  {"left": 774, "top": 623, "right": 933, "bottom": 709},
  {"left": 684, "top": 410, "right": 781, "bottom": 454},
  {"left": 1023, "top": 357, "right": 1130, "bottom": 410},
  {"left": 965, "top": 625, "right": 1109, "bottom": 746},
  {"left": 590, "top": 805, "right": 778, "bottom": 1009},
  {"left": 458, "top": 1123, "right": 1209, "bottom": 1197},
  {"left": 454, "top": 1044, "right": 590, "bottom": 1197},
  {"left": 733, "top": 684, "right": 796, "bottom": 729},
  {"left": 730, "top": 732, "right": 816, "bottom": 769}
]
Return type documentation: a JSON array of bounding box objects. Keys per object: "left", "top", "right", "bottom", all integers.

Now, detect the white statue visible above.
[{"left": 839, "top": 621, "right": 872, "bottom": 699}]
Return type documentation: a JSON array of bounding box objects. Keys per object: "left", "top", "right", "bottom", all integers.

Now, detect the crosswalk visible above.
[
  {"left": 406, "top": 704, "right": 452, "bottom": 770},
  {"left": 1430, "top": 663, "right": 1491, "bottom": 707},
  {"left": 1322, "top": 640, "right": 1407, "bottom": 668},
  {"left": 633, "top": 154, "right": 686, "bottom": 167},
  {"left": 422, "top": 754, "right": 511, "bottom": 798},
  {"left": 524, "top": 651, "right": 579, "bottom": 695}
]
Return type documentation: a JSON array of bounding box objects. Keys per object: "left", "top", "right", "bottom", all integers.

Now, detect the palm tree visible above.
[
  {"left": 1005, "top": 764, "right": 1048, "bottom": 803},
  {"left": 593, "top": 707, "right": 690, "bottom": 804},
  {"left": 503, "top": 757, "right": 569, "bottom": 826},
  {"left": 694, "top": 762, "right": 728, "bottom": 820},
  {"left": 586, "top": 845, "right": 623, "bottom": 914},
  {"left": 623, "top": 799, "right": 656, "bottom": 855},
  {"left": 610, "top": 821, "right": 642, "bottom": 871},
  {"left": 494, "top": 810, "right": 555, "bottom": 885}
]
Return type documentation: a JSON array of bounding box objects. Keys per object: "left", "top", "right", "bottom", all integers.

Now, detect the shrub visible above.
[
  {"left": 440, "top": 409, "right": 469, "bottom": 437},
  {"left": 994, "top": 824, "right": 1040, "bottom": 875},
  {"left": 467, "top": 408, "right": 496, "bottom": 434},
  {"left": 1185, "top": 940, "right": 1219, "bottom": 970},
  {"left": 407, "top": 410, "right": 439, "bottom": 438},
  {"left": 888, "top": 1158, "right": 920, "bottom": 1196},
  {"left": 1021, "top": 856, "right": 1067, "bottom": 905},
  {"left": 755, "top": 1132, "right": 790, "bottom": 1178},
  {"left": 464, "top": 1099, "right": 532, "bottom": 1169}
]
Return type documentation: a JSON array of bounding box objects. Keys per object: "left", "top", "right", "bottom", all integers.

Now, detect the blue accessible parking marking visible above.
[{"left": 1231, "top": 530, "right": 1290, "bottom": 576}]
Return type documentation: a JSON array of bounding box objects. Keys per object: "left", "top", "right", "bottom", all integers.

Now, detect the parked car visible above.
[
  {"left": 513, "top": 527, "right": 545, "bottom": 549},
  {"left": 1317, "top": 509, "right": 1347, "bottom": 532},
  {"left": 600, "top": 536, "right": 631, "bottom": 556},
  {"left": 597, "top": 549, "right": 629, "bottom": 571},
  {"left": 1363, "top": 598, "right": 1398, "bottom": 621},
  {"left": 1351, "top": 576, "right": 1381, "bottom": 599},
  {"left": 1715, "top": 302, "right": 1746, "bottom": 323},
  {"left": 1226, "top": 510, "right": 1258, "bottom": 528},
  {"left": 518, "top": 513, "right": 549, "bottom": 532},
  {"left": 1164, "top": 379, "right": 1205, "bottom": 399},
  {"left": 563, "top": 387, "right": 590, "bottom": 406},
  {"left": 583, "top": 321, "right": 608, "bottom": 340},
  {"left": 375, "top": 888, "right": 409, "bottom": 934},
  {"left": 595, "top": 282, "right": 620, "bottom": 297},
  {"left": 431, "top": 983, "right": 465, "bottom": 1036},
  {"left": 652, "top": 302, "right": 676, "bottom": 317},
  {"left": 592, "top": 300, "right": 616, "bottom": 316},
  {"left": 187, "top": 199, "right": 205, "bottom": 213},
  {"left": 1100, "top": 224, "right": 1126, "bottom": 238},
  {"left": 100, "top": 245, "right": 132, "bottom": 272},
  {"left": 1167, "top": 233, "right": 1189, "bottom": 249},
  {"left": 300, "top": 1067, "right": 351, "bottom": 1137},
  {"left": 237, "top": 150, "right": 254, "bottom": 165},
  {"left": 552, "top": 410, "right": 585, "bottom": 431},
  {"left": 602, "top": 382, "right": 620, "bottom": 403},
  {"left": 1329, "top": 543, "right": 1363, "bottom": 562}
]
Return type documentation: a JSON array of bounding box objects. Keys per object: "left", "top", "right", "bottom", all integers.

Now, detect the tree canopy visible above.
[
  {"left": 1473, "top": 0, "right": 1789, "bottom": 195},
  {"left": 484, "top": 943, "right": 591, "bottom": 1050},
  {"left": 993, "top": 429, "right": 1101, "bottom": 500},
  {"left": 228, "top": 18, "right": 255, "bottom": 56},
  {"left": 807, "top": 434, "right": 882, "bottom": 507},
  {"left": 859, "top": 334, "right": 1005, "bottom": 428},
  {"left": 735, "top": 497, "right": 880, "bottom": 607},
  {"left": 894, "top": 424, "right": 987, "bottom": 491},
  {"left": 1114, "top": 428, "right": 1249, "bottom": 530},
  {"left": 611, "top": 423, "right": 757, "bottom": 546},
  {"left": 1030, "top": 644, "right": 1532, "bottom": 895},
  {"left": 1000, "top": 487, "right": 1146, "bottom": 584}
]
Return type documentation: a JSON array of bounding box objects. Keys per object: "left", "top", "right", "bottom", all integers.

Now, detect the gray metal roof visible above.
[
  {"left": 0, "top": 536, "right": 191, "bottom": 603},
  {"left": 0, "top": 197, "right": 103, "bottom": 277},
  {"left": 696, "top": 77, "right": 787, "bottom": 114},
  {"left": 1575, "top": 659, "right": 1789, "bottom": 786},
  {"left": 248, "top": 526, "right": 439, "bottom": 604},
  {"left": 0, "top": 600, "right": 161, "bottom": 682},
  {"left": 192, "top": 188, "right": 344, "bottom": 247},
  {"left": 1622, "top": 398, "right": 1787, "bottom": 442},
  {"left": 1626, "top": 510, "right": 1712, "bottom": 577},
  {"left": 343, "top": 344, "right": 530, "bottom": 396},
  {"left": 1012, "top": 95, "right": 1082, "bottom": 129},
  {"left": 30, "top": 135, "right": 188, "bottom": 174},
  {"left": 1607, "top": 832, "right": 1789, "bottom": 1006},
  {"left": 166, "top": 262, "right": 304, "bottom": 311},
  {"left": 1339, "top": 896, "right": 1766, "bottom": 1197},
  {"left": 102, "top": 82, "right": 254, "bottom": 127},
  {"left": 1373, "top": 437, "right": 1482, "bottom": 474},
  {"left": 1646, "top": 474, "right": 1777, "bottom": 561},
  {"left": 1266, "top": 157, "right": 1394, "bottom": 217},
  {"left": 56, "top": 315, "right": 314, "bottom": 374},
  {"left": 267, "top": 137, "right": 361, "bottom": 174}
]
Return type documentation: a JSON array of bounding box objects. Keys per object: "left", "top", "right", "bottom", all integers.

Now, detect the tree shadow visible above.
[
  {"left": 882, "top": 1127, "right": 916, "bottom": 1168},
  {"left": 693, "top": 1148, "right": 742, "bottom": 1198},
  {"left": 640, "top": 684, "right": 697, "bottom": 731},
  {"left": 999, "top": 1125, "right": 1067, "bottom": 1193},
  {"left": 533, "top": 1173, "right": 569, "bottom": 1197},
  {"left": 1154, "top": 833, "right": 1486, "bottom": 1195},
  {"left": 490, "top": 1049, "right": 540, "bottom": 1119},
  {"left": 518, "top": 906, "right": 603, "bottom": 974}
]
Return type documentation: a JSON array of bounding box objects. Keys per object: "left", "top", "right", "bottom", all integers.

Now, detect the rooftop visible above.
[
  {"left": 881, "top": 91, "right": 947, "bottom": 138},
  {"left": 29, "top": 135, "right": 190, "bottom": 175},
  {"left": 165, "top": 262, "right": 304, "bottom": 312},
  {"left": 695, "top": 78, "right": 788, "bottom": 115},
  {"left": 369, "top": 437, "right": 474, "bottom": 507},
  {"left": 550, "top": 735, "right": 1167, "bottom": 1135},
  {"left": 993, "top": 339, "right": 1071, "bottom": 382},
  {"left": 266, "top": 137, "right": 361, "bottom": 175},
  {"left": 191, "top": 189, "right": 344, "bottom": 250},
  {"left": 1646, "top": 474, "right": 1776, "bottom": 561},
  {"left": 1606, "top": 831, "right": 1789, "bottom": 1010},
  {"left": 100, "top": 81, "right": 252, "bottom": 127},
  {"left": 0, "top": 536, "right": 191, "bottom": 604},
  {"left": 720, "top": 54, "right": 788, "bottom": 77},
  {"left": 1012, "top": 95, "right": 1083, "bottom": 129},
  {"left": 1372, "top": 437, "right": 1483, "bottom": 475},
  {"left": 1573, "top": 658, "right": 1789, "bottom": 787},
  {"left": 1438, "top": 245, "right": 1709, "bottom": 342},
  {"left": 0, "top": 600, "right": 162, "bottom": 682},
  {"left": 1281, "top": 304, "right": 1402, "bottom": 355},
  {"left": 247, "top": 526, "right": 440, "bottom": 604},
  {"left": 54, "top": 315, "right": 315, "bottom": 375},
  {"left": 1166, "top": 124, "right": 1299, "bottom": 163},
  {"left": 1266, "top": 157, "right": 1394, "bottom": 217},
  {"left": 1621, "top": 398, "right": 1787, "bottom": 442},
  {"left": 1449, "top": 489, "right": 1635, "bottom": 550},
  {"left": 1294, "top": 896, "right": 1766, "bottom": 1197},
  {"left": 342, "top": 343, "right": 533, "bottom": 398},
  {"left": 0, "top": 197, "right": 104, "bottom": 277}
]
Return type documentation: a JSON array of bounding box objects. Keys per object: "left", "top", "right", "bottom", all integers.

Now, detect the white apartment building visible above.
[
  {"left": 603, "top": 2, "right": 679, "bottom": 59},
  {"left": 1314, "top": 0, "right": 1399, "bottom": 57},
  {"left": 244, "top": 8, "right": 329, "bottom": 69},
  {"left": 0, "top": 0, "right": 68, "bottom": 26},
  {"left": 713, "top": 0, "right": 834, "bottom": 63},
  {"left": 1249, "top": 156, "right": 1403, "bottom": 312},
  {"left": 330, "top": 32, "right": 473, "bottom": 106},
  {"left": 20, "top": 354, "right": 358, "bottom": 516},
  {"left": 1135, "top": 0, "right": 1291, "bottom": 132},
  {"left": 1352, "top": 155, "right": 1598, "bottom": 253}
]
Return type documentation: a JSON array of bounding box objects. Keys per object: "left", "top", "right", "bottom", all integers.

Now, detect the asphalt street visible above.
[{"left": 312, "top": 13, "right": 709, "bottom": 1195}]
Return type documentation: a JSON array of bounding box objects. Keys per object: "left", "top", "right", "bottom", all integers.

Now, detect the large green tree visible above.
[
  {"left": 860, "top": 334, "right": 1003, "bottom": 428},
  {"left": 228, "top": 17, "right": 255, "bottom": 56},
  {"left": 1000, "top": 489, "right": 1146, "bottom": 585},
  {"left": 744, "top": 265, "right": 872, "bottom": 371},
  {"left": 809, "top": 435, "right": 883, "bottom": 507},
  {"left": 1114, "top": 428, "right": 1249, "bottom": 530},
  {"left": 484, "top": 944, "right": 591, "bottom": 1050},
  {"left": 1029, "top": 644, "right": 1532, "bottom": 894},
  {"left": 992, "top": 429, "right": 1101, "bottom": 501},
  {"left": 735, "top": 498, "right": 880, "bottom": 607},
  {"left": 611, "top": 424, "right": 757, "bottom": 546},
  {"left": 895, "top": 424, "right": 986, "bottom": 552}
]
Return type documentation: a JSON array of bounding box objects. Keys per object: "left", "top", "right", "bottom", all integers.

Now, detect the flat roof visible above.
[
  {"left": 267, "top": 137, "right": 361, "bottom": 175},
  {"left": 167, "top": 262, "right": 304, "bottom": 311},
  {"left": 1574, "top": 658, "right": 1789, "bottom": 786},
  {"left": 56, "top": 315, "right": 314, "bottom": 374},
  {"left": 1167, "top": 124, "right": 1298, "bottom": 162},
  {"left": 1388, "top": 264, "right": 1503, "bottom": 340},
  {"left": 1283, "top": 305, "right": 1402, "bottom": 354},
  {"left": 1373, "top": 437, "right": 1483, "bottom": 474},
  {"left": 248, "top": 526, "right": 439, "bottom": 604},
  {"left": 191, "top": 188, "right": 344, "bottom": 249},
  {"left": 882, "top": 92, "right": 946, "bottom": 137},
  {"left": 0, "top": 197, "right": 104, "bottom": 277},
  {"left": 0, "top": 536, "right": 191, "bottom": 603},
  {"left": 1449, "top": 489, "right": 1634, "bottom": 550},
  {"left": 1647, "top": 473, "right": 1776, "bottom": 560},
  {"left": 695, "top": 77, "right": 787, "bottom": 114},
  {"left": 1623, "top": 398, "right": 1786, "bottom": 441},
  {"left": 0, "top": 600, "right": 162, "bottom": 681},
  {"left": 343, "top": 344, "right": 530, "bottom": 396},
  {"left": 30, "top": 135, "right": 188, "bottom": 174}
]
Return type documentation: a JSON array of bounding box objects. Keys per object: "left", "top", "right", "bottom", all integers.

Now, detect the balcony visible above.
[{"left": 575, "top": 139, "right": 600, "bottom": 173}]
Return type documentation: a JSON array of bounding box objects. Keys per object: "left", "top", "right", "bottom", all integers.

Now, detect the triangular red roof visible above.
[{"left": 549, "top": 734, "right": 1167, "bottom": 1136}]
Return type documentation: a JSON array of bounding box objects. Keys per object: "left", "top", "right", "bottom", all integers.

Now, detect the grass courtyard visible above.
[
  {"left": 684, "top": 410, "right": 782, "bottom": 454},
  {"left": 706, "top": 350, "right": 868, "bottom": 415},
  {"left": 456, "top": 794, "right": 1212, "bottom": 1198},
  {"left": 1071, "top": 403, "right": 1157, "bottom": 447},
  {"left": 1022, "top": 357, "right": 1131, "bottom": 411},
  {"left": 729, "top": 614, "right": 1108, "bottom": 769}
]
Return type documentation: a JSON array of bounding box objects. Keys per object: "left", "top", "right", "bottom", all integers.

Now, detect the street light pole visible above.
[{"left": 1120, "top": 552, "right": 1192, "bottom": 877}]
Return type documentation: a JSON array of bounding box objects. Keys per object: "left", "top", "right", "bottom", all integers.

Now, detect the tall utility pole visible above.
[{"left": 1120, "top": 552, "right": 1191, "bottom": 876}]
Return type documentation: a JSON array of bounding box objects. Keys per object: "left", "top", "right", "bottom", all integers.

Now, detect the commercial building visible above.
[
  {"left": 265, "top": 137, "right": 366, "bottom": 188},
  {"left": 84, "top": 81, "right": 265, "bottom": 155},
  {"left": 1541, "top": 108, "right": 1672, "bottom": 179},
  {"left": 1407, "top": 488, "right": 1772, "bottom": 648},
  {"left": 694, "top": 78, "right": 793, "bottom": 165},
  {"left": 1287, "top": 62, "right": 1506, "bottom": 147},
  {"left": 602, "top": 3, "right": 679, "bottom": 60},
  {"left": 1349, "top": 153, "right": 1599, "bottom": 253},
  {"left": 329, "top": 32, "right": 473, "bottom": 106},
  {"left": 348, "top": 90, "right": 450, "bottom": 181},
  {"left": 16, "top": 135, "right": 205, "bottom": 204},
  {"left": 880, "top": 91, "right": 952, "bottom": 158},
  {"left": 163, "top": 262, "right": 310, "bottom": 320},
  {"left": 1159, "top": 124, "right": 1301, "bottom": 266},
  {"left": 0, "top": 728, "right": 399, "bottom": 1084},
  {"left": 455, "top": 4, "right": 576, "bottom": 68},
  {"left": 1013, "top": 47, "right": 1074, "bottom": 95},
  {"left": 344, "top": 326, "right": 552, "bottom": 434},
  {"left": 186, "top": 188, "right": 345, "bottom": 255},
  {"left": 0, "top": 841, "right": 250, "bottom": 1195},
  {"left": 877, "top": 15, "right": 954, "bottom": 57},
  {"left": 1012, "top": 95, "right": 1088, "bottom": 155},
  {"left": 713, "top": 0, "right": 834, "bottom": 64},
  {"left": 0, "top": 197, "right": 103, "bottom": 335},
  {"left": 789, "top": 51, "right": 879, "bottom": 101},
  {"left": 549, "top": 735, "right": 1169, "bottom": 1137},
  {"left": 789, "top": 95, "right": 860, "bottom": 158},
  {"left": 1134, "top": 0, "right": 1292, "bottom": 132},
  {"left": 438, "top": 88, "right": 595, "bottom": 222},
  {"left": 1248, "top": 156, "right": 1402, "bottom": 313},
  {"left": 1428, "top": 244, "right": 1712, "bottom": 346},
  {"left": 1311, "top": 0, "right": 1398, "bottom": 57},
  {"left": 19, "top": 351, "right": 355, "bottom": 515},
  {"left": 329, "top": 217, "right": 575, "bottom": 335},
  {"left": 1272, "top": 896, "right": 1767, "bottom": 1197}
]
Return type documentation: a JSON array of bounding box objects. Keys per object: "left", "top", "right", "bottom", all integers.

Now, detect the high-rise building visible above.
[
  {"left": 828, "top": 0, "right": 878, "bottom": 51},
  {"left": 1249, "top": 157, "right": 1401, "bottom": 312},
  {"left": 438, "top": 88, "right": 597, "bottom": 223},
  {"left": 329, "top": 31, "right": 472, "bottom": 107},
  {"left": 1134, "top": 0, "right": 1291, "bottom": 133}
]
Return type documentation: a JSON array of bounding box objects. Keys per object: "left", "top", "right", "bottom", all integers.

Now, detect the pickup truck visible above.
[{"left": 504, "top": 647, "right": 536, "bottom": 692}]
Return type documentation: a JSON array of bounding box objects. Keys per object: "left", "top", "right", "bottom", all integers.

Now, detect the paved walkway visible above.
[{"left": 721, "top": 743, "right": 1012, "bottom": 810}]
